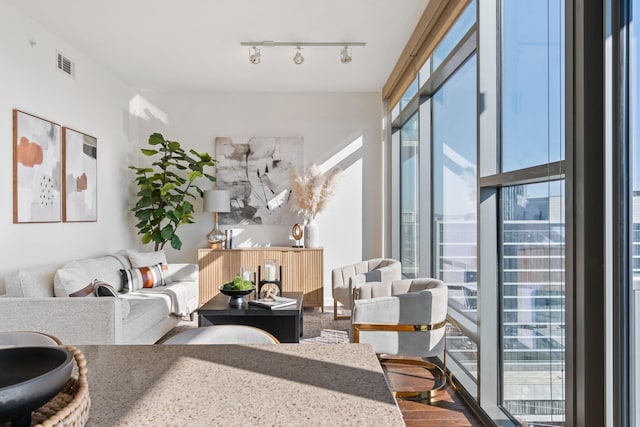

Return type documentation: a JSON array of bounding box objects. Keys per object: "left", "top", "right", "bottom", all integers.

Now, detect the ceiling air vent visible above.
[{"left": 56, "top": 51, "right": 75, "bottom": 77}]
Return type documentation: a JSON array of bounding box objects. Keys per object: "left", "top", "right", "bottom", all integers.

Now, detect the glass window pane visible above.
[
  {"left": 433, "top": 55, "right": 478, "bottom": 380},
  {"left": 419, "top": 57, "right": 431, "bottom": 88},
  {"left": 500, "top": 180, "right": 565, "bottom": 424},
  {"left": 391, "top": 102, "right": 400, "bottom": 122},
  {"left": 400, "top": 113, "right": 419, "bottom": 278},
  {"left": 400, "top": 77, "right": 419, "bottom": 111},
  {"left": 432, "top": 0, "right": 477, "bottom": 70},
  {"left": 501, "top": 0, "right": 565, "bottom": 171}
]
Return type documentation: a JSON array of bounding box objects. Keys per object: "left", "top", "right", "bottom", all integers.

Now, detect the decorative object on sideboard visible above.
[
  {"left": 215, "top": 136, "right": 303, "bottom": 225},
  {"left": 292, "top": 223, "right": 304, "bottom": 248},
  {"left": 204, "top": 189, "right": 230, "bottom": 246},
  {"left": 129, "top": 133, "right": 215, "bottom": 250},
  {"left": 225, "top": 229, "right": 234, "bottom": 249},
  {"left": 62, "top": 127, "right": 97, "bottom": 222},
  {"left": 258, "top": 260, "right": 283, "bottom": 299},
  {"left": 290, "top": 164, "right": 342, "bottom": 248},
  {"left": 13, "top": 109, "right": 62, "bottom": 223}
]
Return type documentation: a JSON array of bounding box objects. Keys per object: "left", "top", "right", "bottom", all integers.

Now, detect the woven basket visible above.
[{"left": 30, "top": 345, "right": 91, "bottom": 427}]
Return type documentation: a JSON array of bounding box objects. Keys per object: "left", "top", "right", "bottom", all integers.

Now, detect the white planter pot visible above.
[{"left": 304, "top": 219, "right": 320, "bottom": 248}]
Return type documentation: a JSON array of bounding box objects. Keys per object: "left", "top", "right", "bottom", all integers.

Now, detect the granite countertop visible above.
[{"left": 80, "top": 343, "right": 404, "bottom": 426}]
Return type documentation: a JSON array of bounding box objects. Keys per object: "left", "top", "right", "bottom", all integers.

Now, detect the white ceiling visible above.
[{"left": 8, "top": 0, "right": 428, "bottom": 93}]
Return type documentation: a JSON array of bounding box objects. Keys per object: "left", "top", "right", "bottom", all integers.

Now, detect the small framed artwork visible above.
[
  {"left": 13, "top": 109, "right": 62, "bottom": 223},
  {"left": 62, "top": 127, "right": 97, "bottom": 222}
]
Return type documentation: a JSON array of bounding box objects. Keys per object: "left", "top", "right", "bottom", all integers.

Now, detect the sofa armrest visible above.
[{"left": 0, "top": 297, "right": 124, "bottom": 345}]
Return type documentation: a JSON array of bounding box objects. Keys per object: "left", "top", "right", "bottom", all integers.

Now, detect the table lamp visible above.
[{"left": 203, "top": 189, "right": 230, "bottom": 245}]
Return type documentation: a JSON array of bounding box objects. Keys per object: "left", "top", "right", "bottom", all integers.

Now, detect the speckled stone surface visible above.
[{"left": 80, "top": 343, "right": 404, "bottom": 426}]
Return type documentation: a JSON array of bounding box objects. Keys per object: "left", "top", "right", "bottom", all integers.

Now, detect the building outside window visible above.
[
  {"left": 498, "top": 0, "right": 566, "bottom": 423},
  {"left": 400, "top": 112, "right": 419, "bottom": 278}
]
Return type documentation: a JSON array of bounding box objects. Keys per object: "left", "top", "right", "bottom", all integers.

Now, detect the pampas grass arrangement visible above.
[{"left": 291, "top": 164, "right": 342, "bottom": 220}]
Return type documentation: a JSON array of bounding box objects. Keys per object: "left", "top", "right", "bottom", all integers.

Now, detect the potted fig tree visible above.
[{"left": 130, "top": 132, "right": 215, "bottom": 250}]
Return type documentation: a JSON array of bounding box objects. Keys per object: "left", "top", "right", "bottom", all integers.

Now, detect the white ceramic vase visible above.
[{"left": 304, "top": 218, "right": 320, "bottom": 248}]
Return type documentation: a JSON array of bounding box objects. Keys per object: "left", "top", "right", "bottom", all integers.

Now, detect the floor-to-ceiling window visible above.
[
  {"left": 497, "top": 0, "right": 566, "bottom": 423},
  {"left": 391, "top": 0, "right": 479, "bottom": 394},
  {"left": 432, "top": 55, "right": 478, "bottom": 380},
  {"left": 389, "top": 0, "right": 615, "bottom": 423}
]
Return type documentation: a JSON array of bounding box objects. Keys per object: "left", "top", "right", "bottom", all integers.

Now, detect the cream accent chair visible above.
[
  {"left": 351, "top": 278, "right": 448, "bottom": 398},
  {"left": 331, "top": 258, "right": 401, "bottom": 320}
]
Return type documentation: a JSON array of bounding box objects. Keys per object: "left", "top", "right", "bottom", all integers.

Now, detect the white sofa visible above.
[{"left": 0, "top": 250, "right": 198, "bottom": 345}]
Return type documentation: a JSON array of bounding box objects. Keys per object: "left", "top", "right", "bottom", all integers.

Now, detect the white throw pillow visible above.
[
  {"left": 5, "top": 267, "right": 57, "bottom": 298},
  {"left": 127, "top": 250, "right": 167, "bottom": 269},
  {"left": 54, "top": 259, "right": 100, "bottom": 297}
]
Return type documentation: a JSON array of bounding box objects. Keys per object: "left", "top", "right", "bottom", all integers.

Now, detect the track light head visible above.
[
  {"left": 249, "top": 46, "right": 261, "bottom": 64},
  {"left": 340, "top": 46, "right": 352, "bottom": 64},
  {"left": 293, "top": 47, "right": 304, "bottom": 65}
]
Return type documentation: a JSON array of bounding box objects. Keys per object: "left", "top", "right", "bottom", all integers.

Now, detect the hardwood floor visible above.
[{"left": 383, "top": 359, "right": 485, "bottom": 427}]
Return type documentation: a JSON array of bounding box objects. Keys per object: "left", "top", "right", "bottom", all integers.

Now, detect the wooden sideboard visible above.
[{"left": 198, "top": 247, "right": 324, "bottom": 308}]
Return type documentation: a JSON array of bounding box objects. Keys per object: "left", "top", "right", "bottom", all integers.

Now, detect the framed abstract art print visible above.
[
  {"left": 13, "top": 109, "right": 62, "bottom": 223},
  {"left": 62, "top": 127, "right": 97, "bottom": 222}
]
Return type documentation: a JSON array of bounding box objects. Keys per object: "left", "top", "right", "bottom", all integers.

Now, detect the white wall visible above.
[
  {"left": 0, "top": 2, "right": 137, "bottom": 292},
  {"left": 135, "top": 92, "right": 383, "bottom": 304}
]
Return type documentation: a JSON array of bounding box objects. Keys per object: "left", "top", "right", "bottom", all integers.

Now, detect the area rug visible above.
[{"left": 157, "top": 309, "right": 350, "bottom": 344}]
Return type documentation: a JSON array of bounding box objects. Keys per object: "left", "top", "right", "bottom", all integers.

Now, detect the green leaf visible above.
[
  {"left": 135, "top": 209, "right": 154, "bottom": 221},
  {"left": 160, "top": 183, "right": 175, "bottom": 196},
  {"left": 170, "top": 234, "right": 182, "bottom": 250},
  {"left": 168, "top": 141, "right": 181, "bottom": 152},
  {"left": 187, "top": 171, "right": 202, "bottom": 181},
  {"left": 141, "top": 233, "right": 152, "bottom": 244},
  {"left": 148, "top": 133, "right": 165, "bottom": 146},
  {"left": 182, "top": 201, "right": 194, "bottom": 213},
  {"left": 160, "top": 225, "right": 174, "bottom": 241},
  {"left": 141, "top": 149, "right": 158, "bottom": 156}
]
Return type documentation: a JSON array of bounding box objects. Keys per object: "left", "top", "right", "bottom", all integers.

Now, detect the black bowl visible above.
[
  {"left": 0, "top": 346, "right": 74, "bottom": 426},
  {"left": 219, "top": 285, "right": 255, "bottom": 307}
]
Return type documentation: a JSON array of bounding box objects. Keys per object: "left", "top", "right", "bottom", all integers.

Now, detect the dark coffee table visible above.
[{"left": 197, "top": 292, "right": 304, "bottom": 343}]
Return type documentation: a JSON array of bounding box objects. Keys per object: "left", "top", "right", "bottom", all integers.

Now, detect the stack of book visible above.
[{"left": 248, "top": 296, "right": 297, "bottom": 310}]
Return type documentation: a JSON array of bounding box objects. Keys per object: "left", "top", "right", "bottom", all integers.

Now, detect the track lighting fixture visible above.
[
  {"left": 293, "top": 47, "right": 304, "bottom": 65},
  {"left": 240, "top": 41, "right": 366, "bottom": 65},
  {"left": 340, "top": 45, "right": 352, "bottom": 64},
  {"left": 249, "top": 46, "right": 261, "bottom": 64}
]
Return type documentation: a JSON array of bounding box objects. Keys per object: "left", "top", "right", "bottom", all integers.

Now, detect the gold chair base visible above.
[
  {"left": 333, "top": 299, "right": 351, "bottom": 320},
  {"left": 379, "top": 356, "right": 447, "bottom": 401}
]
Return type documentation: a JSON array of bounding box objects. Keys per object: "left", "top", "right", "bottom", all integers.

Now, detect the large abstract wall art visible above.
[
  {"left": 215, "top": 137, "right": 303, "bottom": 225},
  {"left": 62, "top": 128, "right": 97, "bottom": 222},
  {"left": 13, "top": 110, "right": 62, "bottom": 223}
]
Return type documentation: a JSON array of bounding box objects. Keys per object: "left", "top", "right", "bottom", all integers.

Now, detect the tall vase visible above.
[{"left": 304, "top": 218, "right": 320, "bottom": 248}]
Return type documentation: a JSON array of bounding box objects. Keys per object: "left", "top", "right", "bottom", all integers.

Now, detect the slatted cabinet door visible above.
[{"left": 197, "top": 247, "right": 324, "bottom": 308}]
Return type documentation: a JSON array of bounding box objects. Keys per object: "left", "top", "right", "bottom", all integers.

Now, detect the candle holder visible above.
[{"left": 257, "top": 263, "right": 283, "bottom": 299}]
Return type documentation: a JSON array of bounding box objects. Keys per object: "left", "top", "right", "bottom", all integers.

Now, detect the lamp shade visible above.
[{"left": 203, "top": 190, "right": 230, "bottom": 213}]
